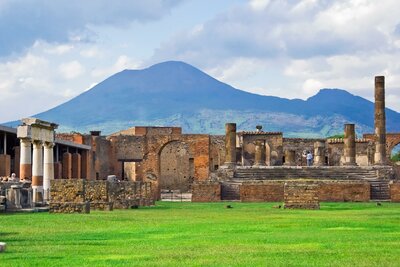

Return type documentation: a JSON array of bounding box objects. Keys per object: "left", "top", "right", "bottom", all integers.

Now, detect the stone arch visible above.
[
  {"left": 158, "top": 140, "right": 192, "bottom": 192},
  {"left": 386, "top": 134, "right": 400, "bottom": 158}
]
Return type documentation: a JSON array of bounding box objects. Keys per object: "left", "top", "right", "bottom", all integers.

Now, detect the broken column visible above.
[
  {"left": 343, "top": 124, "right": 356, "bottom": 166},
  {"left": 19, "top": 138, "right": 32, "bottom": 180},
  {"left": 43, "top": 142, "right": 54, "bottom": 201},
  {"left": 374, "top": 76, "right": 387, "bottom": 164},
  {"left": 254, "top": 139, "right": 265, "bottom": 166},
  {"left": 284, "top": 150, "right": 296, "bottom": 166},
  {"left": 32, "top": 140, "right": 43, "bottom": 203},
  {"left": 314, "top": 141, "right": 325, "bottom": 166},
  {"left": 224, "top": 123, "right": 237, "bottom": 168}
]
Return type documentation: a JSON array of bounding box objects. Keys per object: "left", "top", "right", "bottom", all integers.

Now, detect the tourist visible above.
[{"left": 306, "top": 151, "right": 313, "bottom": 166}]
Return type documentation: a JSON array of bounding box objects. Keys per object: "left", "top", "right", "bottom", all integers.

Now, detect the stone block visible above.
[
  {"left": 0, "top": 242, "right": 6, "bottom": 252},
  {"left": 191, "top": 183, "right": 221, "bottom": 202},
  {"left": 284, "top": 181, "right": 320, "bottom": 209}
]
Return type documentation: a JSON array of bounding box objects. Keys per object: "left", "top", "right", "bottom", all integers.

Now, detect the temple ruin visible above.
[{"left": 1, "top": 75, "right": 400, "bottom": 212}]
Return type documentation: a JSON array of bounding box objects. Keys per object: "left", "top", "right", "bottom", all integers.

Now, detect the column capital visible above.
[
  {"left": 20, "top": 137, "right": 32, "bottom": 144},
  {"left": 32, "top": 140, "right": 43, "bottom": 146},
  {"left": 44, "top": 142, "right": 55, "bottom": 149}
]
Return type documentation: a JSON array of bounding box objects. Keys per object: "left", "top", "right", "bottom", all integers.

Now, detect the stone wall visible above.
[
  {"left": 390, "top": 181, "right": 400, "bottom": 202},
  {"left": 283, "top": 138, "right": 326, "bottom": 166},
  {"left": 49, "top": 179, "right": 154, "bottom": 213},
  {"left": 241, "top": 132, "right": 283, "bottom": 166},
  {"left": 284, "top": 181, "right": 320, "bottom": 209},
  {"left": 191, "top": 182, "right": 221, "bottom": 202},
  {"left": 326, "top": 140, "right": 373, "bottom": 166},
  {"left": 318, "top": 181, "right": 370, "bottom": 202},
  {"left": 240, "top": 182, "right": 284, "bottom": 202}
]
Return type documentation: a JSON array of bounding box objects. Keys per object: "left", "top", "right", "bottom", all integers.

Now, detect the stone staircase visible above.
[
  {"left": 233, "top": 167, "right": 380, "bottom": 181},
  {"left": 221, "top": 182, "right": 240, "bottom": 201}
]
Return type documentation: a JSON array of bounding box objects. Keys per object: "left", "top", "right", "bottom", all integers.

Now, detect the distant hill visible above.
[{"left": 3, "top": 61, "right": 400, "bottom": 137}]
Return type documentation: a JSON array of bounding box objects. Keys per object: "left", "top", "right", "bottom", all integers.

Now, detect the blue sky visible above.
[{"left": 0, "top": 0, "right": 399, "bottom": 122}]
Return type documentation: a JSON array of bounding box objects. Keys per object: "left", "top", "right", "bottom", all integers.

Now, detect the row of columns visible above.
[{"left": 19, "top": 138, "right": 54, "bottom": 202}]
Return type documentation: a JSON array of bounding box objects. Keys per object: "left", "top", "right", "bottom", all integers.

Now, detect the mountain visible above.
[{"left": 3, "top": 61, "right": 400, "bottom": 137}]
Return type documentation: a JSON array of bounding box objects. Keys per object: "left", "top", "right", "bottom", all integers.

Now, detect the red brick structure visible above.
[{"left": 191, "top": 183, "right": 221, "bottom": 202}]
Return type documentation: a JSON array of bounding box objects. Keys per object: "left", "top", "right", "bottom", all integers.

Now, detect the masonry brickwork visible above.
[{"left": 191, "top": 182, "right": 221, "bottom": 202}]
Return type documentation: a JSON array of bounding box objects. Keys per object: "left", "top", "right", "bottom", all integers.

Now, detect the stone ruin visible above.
[{"left": 284, "top": 181, "right": 320, "bottom": 210}]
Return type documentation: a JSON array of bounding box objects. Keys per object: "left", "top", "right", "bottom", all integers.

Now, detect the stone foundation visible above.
[
  {"left": 319, "top": 181, "right": 370, "bottom": 202},
  {"left": 49, "top": 202, "right": 90, "bottom": 213},
  {"left": 390, "top": 181, "right": 400, "bottom": 202},
  {"left": 240, "top": 182, "right": 284, "bottom": 202},
  {"left": 191, "top": 182, "right": 221, "bottom": 202},
  {"left": 284, "top": 181, "right": 320, "bottom": 209}
]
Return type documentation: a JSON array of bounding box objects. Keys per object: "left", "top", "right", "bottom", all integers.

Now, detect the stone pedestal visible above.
[
  {"left": 223, "top": 123, "right": 237, "bottom": 168},
  {"left": 6, "top": 185, "right": 23, "bottom": 210},
  {"left": 284, "top": 181, "right": 319, "bottom": 209},
  {"left": 284, "top": 150, "right": 296, "bottom": 166},
  {"left": 0, "top": 154, "right": 11, "bottom": 177},
  {"left": 374, "top": 76, "right": 387, "bottom": 164},
  {"left": 32, "top": 141, "right": 43, "bottom": 203},
  {"left": 254, "top": 140, "right": 266, "bottom": 166},
  {"left": 314, "top": 141, "right": 325, "bottom": 166},
  {"left": 343, "top": 124, "right": 356, "bottom": 166}
]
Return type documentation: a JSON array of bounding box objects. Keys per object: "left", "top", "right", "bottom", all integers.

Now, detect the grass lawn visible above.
[{"left": 1, "top": 202, "right": 400, "bottom": 266}]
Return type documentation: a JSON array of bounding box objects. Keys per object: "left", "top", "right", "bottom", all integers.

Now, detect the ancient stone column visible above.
[
  {"left": 32, "top": 140, "right": 43, "bottom": 203},
  {"left": 343, "top": 124, "right": 356, "bottom": 166},
  {"left": 284, "top": 150, "right": 296, "bottom": 166},
  {"left": 19, "top": 138, "right": 32, "bottom": 180},
  {"left": 254, "top": 140, "right": 265, "bottom": 166},
  {"left": 374, "top": 76, "right": 386, "bottom": 164},
  {"left": 43, "top": 142, "right": 54, "bottom": 201},
  {"left": 224, "top": 123, "right": 237, "bottom": 167},
  {"left": 314, "top": 141, "right": 325, "bottom": 166}
]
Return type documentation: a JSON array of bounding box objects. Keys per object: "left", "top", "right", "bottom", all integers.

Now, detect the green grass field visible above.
[{"left": 1, "top": 202, "right": 400, "bottom": 266}]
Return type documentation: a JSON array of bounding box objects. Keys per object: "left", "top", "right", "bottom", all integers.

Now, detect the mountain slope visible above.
[{"left": 3, "top": 61, "right": 400, "bottom": 136}]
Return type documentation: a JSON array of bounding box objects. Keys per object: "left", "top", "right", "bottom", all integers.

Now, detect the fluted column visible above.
[
  {"left": 43, "top": 142, "right": 54, "bottom": 201},
  {"left": 32, "top": 140, "right": 43, "bottom": 203},
  {"left": 374, "top": 76, "right": 386, "bottom": 164},
  {"left": 314, "top": 141, "right": 325, "bottom": 166},
  {"left": 254, "top": 140, "right": 265, "bottom": 166},
  {"left": 343, "top": 124, "right": 356, "bottom": 166},
  {"left": 19, "top": 138, "right": 32, "bottom": 180},
  {"left": 224, "top": 123, "right": 237, "bottom": 168}
]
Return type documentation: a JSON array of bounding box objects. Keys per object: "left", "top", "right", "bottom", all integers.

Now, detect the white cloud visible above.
[{"left": 59, "top": 61, "right": 85, "bottom": 80}]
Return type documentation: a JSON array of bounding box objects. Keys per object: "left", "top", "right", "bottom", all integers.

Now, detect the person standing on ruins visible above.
[{"left": 306, "top": 151, "right": 313, "bottom": 166}]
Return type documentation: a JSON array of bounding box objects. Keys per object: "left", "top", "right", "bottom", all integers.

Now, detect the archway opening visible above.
[{"left": 390, "top": 143, "right": 400, "bottom": 162}]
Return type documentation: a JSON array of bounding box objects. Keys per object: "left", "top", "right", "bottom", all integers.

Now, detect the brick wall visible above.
[
  {"left": 191, "top": 183, "right": 221, "bottom": 202},
  {"left": 284, "top": 181, "right": 320, "bottom": 209},
  {"left": 240, "top": 182, "right": 284, "bottom": 202},
  {"left": 390, "top": 181, "right": 400, "bottom": 202},
  {"left": 318, "top": 181, "right": 370, "bottom": 202}
]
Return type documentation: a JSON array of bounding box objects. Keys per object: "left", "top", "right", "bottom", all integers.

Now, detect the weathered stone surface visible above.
[
  {"left": 284, "top": 181, "right": 320, "bottom": 209},
  {"left": 191, "top": 182, "right": 221, "bottom": 202},
  {"left": 240, "top": 182, "right": 284, "bottom": 202},
  {"left": 390, "top": 181, "right": 400, "bottom": 202},
  {"left": 374, "top": 76, "right": 386, "bottom": 164},
  {"left": 50, "top": 179, "right": 85, "bottom": 203},
  {"left": 224, "top": 123, "right": 236, "bottom": 166},
  {"left": 343, "top": 124, "right": 356, "bottom": 166},
  {"left": 49, "top": 202, "right": 90, "bottom": 214}
]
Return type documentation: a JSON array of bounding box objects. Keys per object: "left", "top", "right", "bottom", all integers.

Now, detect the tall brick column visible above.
[
  {"left": 19, "top": 138, "right": 32, "bottom": 180},
  {"left": 343, "top": 124, "right": 356, "bottom": 166},
  {"left": 254, "top": 140, "right": 265, "bottom": 166},
  {"left": 72, "top": 153, "right": 82, "bottom": 178},
  {"left": 62, "top": 152, "right": 72, "bottom": 179},
  {"left": 43, "top": 142, "right": 54, "bottom": 201},
  {"left": 314, "top": 141, "right": 325, "bottom": 166},
  {"left": 32, "top": 140, "right": 43, "bottom": 203},
  {"left": 374, "top": 76, "right": 387, "bottom": 164},
  {"left": 224, "top": 123, "right": 237, "bottom": 168}
]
